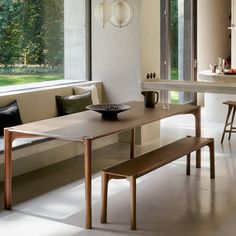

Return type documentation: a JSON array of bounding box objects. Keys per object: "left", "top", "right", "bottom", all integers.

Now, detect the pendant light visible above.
[
  {"left": 94, "top": 0, "right": 134, "bottom": 28},
  {"left": 94, "top": 0, "right": 112, "bottom": 28},
  {"left": 110, "top": 0, "right": 134, "bottom": 28}
]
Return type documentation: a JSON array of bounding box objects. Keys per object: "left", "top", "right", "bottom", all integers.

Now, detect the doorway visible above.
[{"left": 161, "top": 0, "right": 197, "bottom": 104}]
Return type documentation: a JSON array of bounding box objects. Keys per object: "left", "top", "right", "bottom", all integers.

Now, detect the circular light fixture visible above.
[
  {"left": 110, "top": 0, "right": 134, "bottom": 28},
  {"left": 94, "top": 0, "right": 112, "bottom": 28}
]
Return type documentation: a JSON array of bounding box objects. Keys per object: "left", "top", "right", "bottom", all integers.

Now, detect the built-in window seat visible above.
[{"left": 0, "top": 81, "right": 118, "bottom": 180}]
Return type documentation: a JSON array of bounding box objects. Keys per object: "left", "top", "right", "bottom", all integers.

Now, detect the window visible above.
[
  {"left": 161, "top": 0, "right": 197, "bottom": 104},
  {"left": 0, "top": 0, "right": 90, "bottom": 88}
]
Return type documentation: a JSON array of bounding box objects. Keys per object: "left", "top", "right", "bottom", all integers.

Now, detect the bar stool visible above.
[{"left": 221, "top": 101, "right": 236, "bottom": 143}]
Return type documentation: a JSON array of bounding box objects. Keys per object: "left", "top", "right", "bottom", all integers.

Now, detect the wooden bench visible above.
[{"left": 100, "top": 136, "right": 215, "bottom": 230}]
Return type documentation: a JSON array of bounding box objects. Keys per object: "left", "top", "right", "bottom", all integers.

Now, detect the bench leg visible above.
[
  {"left": 186, "top": 153, "right": 191, "bottom": 176},
  {"left": 101, "top": 172, "right": 109, "bottom": 224},
  {"left": 208, "top": 141, "right": 215, "bottom": 179},
  {"left": 130, "top": 175, "right": 136, "bottom": 230}
]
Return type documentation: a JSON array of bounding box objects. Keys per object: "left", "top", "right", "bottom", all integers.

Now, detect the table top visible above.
[{"left": 10, "top": 101, "right": 198, "bottom": 141}]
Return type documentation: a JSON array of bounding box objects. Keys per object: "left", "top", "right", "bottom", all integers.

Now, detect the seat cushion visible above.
[
  {"left": 73, "top": 84, "right": 100, "bottom": 105},
  {"left": 0, "top": 100, "right": 23, "bottom": 136},
  {"left": 56, "top": 91, "right": 92, "bottom": 115}
]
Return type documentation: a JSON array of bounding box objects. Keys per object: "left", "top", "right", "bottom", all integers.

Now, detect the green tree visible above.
[
  {"left": 0, "top": 0, "right": 64, "bottom": 67},
  {"left": 20, "top": 0, "right": 46, "bottom": 65},
  {"left": 0, "top": 0, "right": 24, "bottom": 64},
  {"left": 170, "top": 0, "right": 178, "bottom": 69},
  {"left": 44, "top": 0, "right": 64, "bottom": 66}
]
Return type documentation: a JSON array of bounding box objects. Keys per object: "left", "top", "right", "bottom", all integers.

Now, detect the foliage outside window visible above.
[{"left": 0, "top": 0, "right": 64, "bottom": 86}]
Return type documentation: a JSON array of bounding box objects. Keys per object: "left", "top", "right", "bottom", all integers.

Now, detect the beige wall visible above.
[
  {"left": 197, "top": 0, "right": 233, "bottom": 123},
  {"left": 232, "top": 3, "right": 236, "bottom": 67},
  {"left": 140, "top": 0, "right": 160, "bottom": 80},
  {"left": 140, "top": 0, "right": 161, "bottom": 143},
  {"left": 197, "top": 0, "right": 231, "bottom": 72}
]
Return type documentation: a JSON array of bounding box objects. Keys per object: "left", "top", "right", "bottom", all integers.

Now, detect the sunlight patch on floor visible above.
[{"left": 0, "top": 212, "right": 83, "bottom": 236}]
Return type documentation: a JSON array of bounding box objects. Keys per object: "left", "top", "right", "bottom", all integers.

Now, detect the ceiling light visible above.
[
  {"left": 110, "top": 0, "right": 134, "bottom": 28},
  {"left": 94, "top": 0, "right": 112, "bottom": 28}
]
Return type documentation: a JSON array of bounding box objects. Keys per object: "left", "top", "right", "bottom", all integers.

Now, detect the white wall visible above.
[
  {"left": 92, "top": 0, "right": 161, "bottom": 144},
  {"left": 198, "top": 0, "right": 233, "bottom": 123},
  {"left": 92, "top": 0, "right": 142, "bottom": 103}
]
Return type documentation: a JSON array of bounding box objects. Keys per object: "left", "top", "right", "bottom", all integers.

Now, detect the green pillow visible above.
[{"left": 56, "top": 91, "right": 92, "bottom": 116}]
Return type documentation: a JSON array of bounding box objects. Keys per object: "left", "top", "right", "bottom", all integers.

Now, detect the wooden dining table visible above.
[{"left": 3, "top": 101, "right": 201, "bottom": 229}]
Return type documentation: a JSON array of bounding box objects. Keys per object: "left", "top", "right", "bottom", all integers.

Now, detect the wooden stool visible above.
[{"left": 221, "top": 101, "right": 236, "bottom": 143}]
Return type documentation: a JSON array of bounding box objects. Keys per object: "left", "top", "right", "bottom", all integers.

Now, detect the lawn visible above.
[
  {"left": 171, "top": 68, "right": 179, "bottom": 104},
  {"left": 171, "top": 68, "right": 178, "bottom": 81},
  {"left": 0, "top": 73, "right": 64, "bottom": 86}
]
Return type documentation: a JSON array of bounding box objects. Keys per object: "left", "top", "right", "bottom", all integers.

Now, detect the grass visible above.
[
  {"left": 171, "top": 68, "right": 178, "bottom": 81},
  {"left": 0, "top": 73, "right": 64, "bottom": 86},
  {"left": 170, "top": 68, "right": 179, "bottom": 104},
  {"left": 170, "top": 91, "right": 179, "bottom": 104}
]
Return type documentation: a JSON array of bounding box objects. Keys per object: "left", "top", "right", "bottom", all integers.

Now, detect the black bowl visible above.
[{"left": 86, "top": 104, "right": 131, "bottom": 120}]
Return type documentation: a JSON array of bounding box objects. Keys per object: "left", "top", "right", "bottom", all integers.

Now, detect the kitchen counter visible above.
[
  {"left": 198, "top": 70, "right": 236, "bottom": 83},
  {"left": 141, "top": 79, "right": 236, "bottom": 94},
  {"left": 141, "top": 74, "right": 236, "bottom": 123}
]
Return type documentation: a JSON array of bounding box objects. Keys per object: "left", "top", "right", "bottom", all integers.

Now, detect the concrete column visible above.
[{"left": 64, "top": 0, "right": 86, "bottom": 80}]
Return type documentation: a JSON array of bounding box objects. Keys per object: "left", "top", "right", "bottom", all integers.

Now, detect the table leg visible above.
[
  {"left": 83, "top": 139, "right": 92, "bottom": 229},
  {"left": 4, "top": 129, "right": 13, "bottom": 210},
  {"left": 194, "top": 107, "right": 201, "bottom": 168},
  {"left": 130, "top": 128, "right": 135, "bottom": 159}
]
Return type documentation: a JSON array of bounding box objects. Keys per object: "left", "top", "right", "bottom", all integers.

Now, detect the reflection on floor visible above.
[{"left": 0, "top": 110, "right": 236, "bottom": 236}]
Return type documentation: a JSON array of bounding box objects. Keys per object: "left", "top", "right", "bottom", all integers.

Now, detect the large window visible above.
[{"left": 0, "top": 0, "right": 90, "bottom": 88}]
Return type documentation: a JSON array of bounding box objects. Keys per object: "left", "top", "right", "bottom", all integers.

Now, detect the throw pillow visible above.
[
  {"left": 56, "top": 91, "right": 92, "bottom": 116},
  {"left": 0, "top": 100, "right": 23, "bottom": 136},
  {"left": 73, "top": 84, "right": 99, "bottom": 105}
]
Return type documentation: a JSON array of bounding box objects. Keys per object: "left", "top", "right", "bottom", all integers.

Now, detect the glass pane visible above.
[
  {"left": 0, "top": 0, "right": 64, "bottom": 86},
  {"left": 0, "top": 0, "right": 88, "bottom": 87},
  {"left": 169, "top": 0, "right": 194, "bottom": 104}
]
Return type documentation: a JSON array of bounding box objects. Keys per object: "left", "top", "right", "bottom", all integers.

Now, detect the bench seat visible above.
[
  {"left": 101, "top": 136, "right": 215, "bottom": 230},
  {"left": 104, "top": 136, "right": 214, "bottom": 178},
  {"left": 0, "top": 81, "right": 107, "bottom": 179}
]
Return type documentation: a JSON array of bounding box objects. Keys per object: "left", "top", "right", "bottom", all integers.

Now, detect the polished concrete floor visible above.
[{"left": 0, "top": 110, "right": 236, "bottom": 235}]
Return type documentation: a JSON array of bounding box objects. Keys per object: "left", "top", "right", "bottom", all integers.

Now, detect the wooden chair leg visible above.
[
  {"left": 130, "top": 175, "right": 137, "bottom": 230},
  {"left": 208, "top": 141, "right": 215, "bottom": 179},
  {"left": 186, "top": 153, "right": 191, "bottom": 176},
  {"left": 228, "top": 106, "right": 236, "bottom": 141},
  {"left": 101, "top": 172, "right": 109, "bottom": 224},
  {"left": 221, "top": 105, "right": 232, "bottom": 143}
]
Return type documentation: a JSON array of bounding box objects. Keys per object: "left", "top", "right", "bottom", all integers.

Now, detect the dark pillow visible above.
[
  {"left": 56, "top": 91, "right": 92, "bottom": 116},
  {"left": 0, "top": 100, "right": 23, "bottom": 136}
]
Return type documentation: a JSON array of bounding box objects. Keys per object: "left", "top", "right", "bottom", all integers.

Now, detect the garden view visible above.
[{"left": 0, "top": 0, "right": 64, "bottom": 86}]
